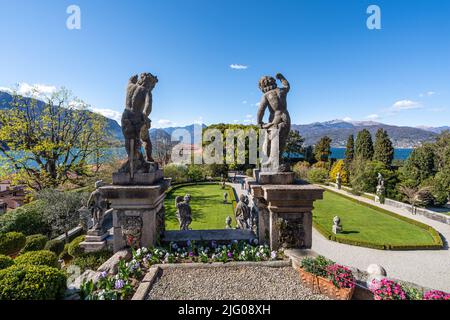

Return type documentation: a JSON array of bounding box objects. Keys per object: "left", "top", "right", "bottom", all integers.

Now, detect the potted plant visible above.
[{"left": 297, "top": 256, "right": 355, "bottom": 300}]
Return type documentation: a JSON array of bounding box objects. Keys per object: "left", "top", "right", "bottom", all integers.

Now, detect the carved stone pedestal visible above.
[
  {"left": 100, "top": 178, "right": 169, "bottom": 253},
  {"left": 80, "top": 228, "right": 110, "bottom": 253},
  {"left": 250, "top": 176, "right": 324, "bottom": 251}
]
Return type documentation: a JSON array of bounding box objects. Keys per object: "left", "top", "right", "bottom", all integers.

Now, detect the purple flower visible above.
[
  {"left": 100, "top": 271, "right": 107, "bottom": 278},
  {"left": 186, "top": 240, "right": 191, "bottom": 247},
  {"left": 189, "top": 251, "right": 194, "bottom": 257},
  {"left": 211, "top": 241, "right": 217, "bottom": 248},
  {"left": 115, "top": 279, "right": 125, "bottom": 290},
  {"left": 227, "top": 252, "right": 233, "bottom": 258}
]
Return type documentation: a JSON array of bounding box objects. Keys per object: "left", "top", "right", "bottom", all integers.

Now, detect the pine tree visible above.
[
  {"left": 373, "top": 128, "right": 394, "bottom": 166},
  {"left": 314, "top": 136, "right": 332, "bottom": 162},
  {"left": 344, "top": 134, "right": 354, "bottom": 169},
  {"left": 355, "top": 129, "right": 374, "bottom": 161}
]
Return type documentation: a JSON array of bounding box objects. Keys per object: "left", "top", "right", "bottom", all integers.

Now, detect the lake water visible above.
[{"left": 330, "top": 148, "right": 413, "bottom": 160}]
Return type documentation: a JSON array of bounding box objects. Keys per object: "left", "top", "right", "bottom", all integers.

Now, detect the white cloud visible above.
[
  {"left": 245, "top": 114, "right": 253, "bottom": 119},
  {"left": 0, "top": 82, "right": 57, "bottom": 100},
  {"left": 392, "top": 100, "right": 421, "bottom": 110},
  {"left": 254, "top": 102, "right": 261, "bottom": 107},
  {"left": 242, "top": 100, "right": 247, "bottom": 104},
  {"left": 92, "top": 108, "right": 122, "bottom": 123},
  {"left": 230, "top": 64, "right": 248, "bottom": 70},
  {"left": 157, "top": 119, "right": 176, "bottom": 127},
  {"left": 342, "top": 117, "right": 352, "bottom": 122},
  {"left": 420, "top": 91, "right": 436, "bottom": 97},
  {"left": 366, "top": 114, "right": 380, "bottom": 120}
]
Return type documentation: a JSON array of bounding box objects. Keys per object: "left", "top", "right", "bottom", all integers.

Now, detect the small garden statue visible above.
[
  {"left": 375, "top": 173, "right": 386, "bottom": 204},
  {"left": 225, "top": 216, "right": 233, "bottom": 229},
  {"left": 235, "top": 194, "right": 251, "bottom": 230},
  {"left": 175, "top": 194, "right": 192, "bottom": 231},
  {"left": 332, "top": 216, "right": 342, "bottom": 234},
  {"left": 87, "top": 180, "right": 108, "bottom": 233},
  {"left": 78, "top": 200, "right": 91, "bottom": 231},
  {"left": 223, "top": 192, "right": 228, "bottom": 203},
  {"left": 336, "top": 171, "right": 342, "bottom": 190}
]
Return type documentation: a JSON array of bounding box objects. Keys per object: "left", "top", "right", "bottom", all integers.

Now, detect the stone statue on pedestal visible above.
[
  {"left": 336, "top": 172, "right": 342, "bottom": 190},
  {"left": 87, "top": 180, "right": 108, "bottom": 233},
  {"left": 257, "top": 73, "right": 291, "bottom": 172},
  {"left": 376, "top": 173, "right": 386, "bottom": 204},
  {"left": 332, "top": 216, "right": 342, "bottom": 234},
  {"left": 235, "top": 194, "right": 251, "bottom": 230},
  {"left": 225, "top": 216, "right": 233, "bottom": 229},
  {"left": 176, "top": 194, "right": 192, "bottom": 231},
  {"left": 119, "top": 73, "right": 159, "bottom": 178}
]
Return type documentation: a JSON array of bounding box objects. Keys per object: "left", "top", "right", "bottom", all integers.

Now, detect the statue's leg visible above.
[{"left": 140, "top": 124, "right": 154, "bottom": 162}]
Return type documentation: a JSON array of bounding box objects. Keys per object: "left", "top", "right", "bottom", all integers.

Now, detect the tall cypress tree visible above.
[
  {"left": 355, "top": 129, "right": 374, "bottom": 160},
  {"left": 314, "top": 136, "right": 332, "bottom": 162},
  {"left": 344, "top": 134, "right": 354, "bottom": 169},
  {"left": 374, "top": 128, "right": 394, "bottom": 166}
]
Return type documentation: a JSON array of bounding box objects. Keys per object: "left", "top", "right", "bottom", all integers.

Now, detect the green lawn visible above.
[
  {"left": 313, "top": 191, "right": 440, "bottom": 248},
  {"left": 165, "top": 183, "right": 236, "bottom": 230}
]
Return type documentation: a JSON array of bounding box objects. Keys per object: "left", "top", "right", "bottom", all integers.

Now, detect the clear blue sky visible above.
[{"left": 0, "top": 0, "right": 449, "bottom": 127}]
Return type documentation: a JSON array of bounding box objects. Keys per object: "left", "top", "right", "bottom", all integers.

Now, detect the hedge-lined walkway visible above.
[{"left": 312, "top": 185, "right": 450, "bottom": 292}]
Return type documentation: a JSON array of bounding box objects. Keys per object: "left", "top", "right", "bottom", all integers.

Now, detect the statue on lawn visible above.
[
  {"left": 336, "top": 171, "right": 342, "bottom": 190},
  {"left": 376, "top": 173, "right": 386, "bottom": 204},
  {"left": 119, "top": 73, "right": 159, "bottom": 178},
  {"left": 257, "top": 73, "right": 291, "bottom": 172},
  {"left": 176, "top": 194, "right": 192, "bottom": 231}
]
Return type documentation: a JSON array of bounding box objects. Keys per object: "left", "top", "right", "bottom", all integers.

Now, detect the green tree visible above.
[
  {"left": 400, "top": 144, "right": 436, "bottom": 187},
  {"left": 284, "top": 130, "right": 304, "bottom": 160},
  {"left": 0, "top": 88, "right": 109, "bottom": 190},
  {"left": 37, "top": 189, "right": 89, "bottom": 242},
  {"left": 373, "top": 129, "right": 394, "bottom": 167},
  {"left": 355, "top": 129, "right": 374, "bottom": 161},
  {"left": 344, "top": 134, "right": 354, "bottom": 170},
  {"left": 314, "top": 136, "right": 332, "bottom": 162}
]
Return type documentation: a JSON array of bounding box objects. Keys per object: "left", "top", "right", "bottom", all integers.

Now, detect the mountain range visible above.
[{"left": 1, "top": 91, "right": 446, "bottom": 148}]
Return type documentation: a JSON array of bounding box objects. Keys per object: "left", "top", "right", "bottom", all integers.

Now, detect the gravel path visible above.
[
  {"left": 147, "top": 266, "right": 328, "bottom": 300},
  {"left": 312, "top": 185, "right": 450, "bottom": 292}
]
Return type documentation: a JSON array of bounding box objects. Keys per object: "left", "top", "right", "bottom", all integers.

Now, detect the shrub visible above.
[
  {"left": 68, "top": 235, "right": 86, "bottom": 258},
  {"left": 0, "top": 264, "right": 67, "bottom": 300},
  {"left": 300, "top": 255, "right": 334, "bottom": 277},
  {"left": 312, "top": 161, "right": 330, "bottom": 169},
  {"left": 245, "top": 168, "right": 253, "bottom": 177},
  {"left": 15, "top": 250, "right": 59, "bottom": 268},
  {"left": 0, "top": 255, "right": 14, "bottom": 270},
  {"left": 59, "top": 243, "right": 70, "bottom": 260},
  {"left": 163, "top": 164, "right": 189, "bottom": 184},
  {"left": 72, "top": 250, "right": 112, "bottom": 273},
  {"left": 20, "top": 234, "right": 48, "bottom": 253},
  {"left": 44, "top": 239, "right": 65, "bottom": 256},
  {"left": 307, "top": 168, "right": 329, "bottom": 183},
  {"left": 293, "top": 161, "right": 310, "bottom": 180},
  {"left": 329, "top": 160, "right": 349, "bottom": 184},
  {"left": 0, "top": 200, "right": 50, "bottom": 236},
  {"left": 0, "top": 232, "right": 26, "bottom": 255}
]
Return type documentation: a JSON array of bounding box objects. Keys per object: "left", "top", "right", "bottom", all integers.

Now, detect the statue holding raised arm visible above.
[{"left": 257, "top": 73, "right": 291, "bottom": 172}]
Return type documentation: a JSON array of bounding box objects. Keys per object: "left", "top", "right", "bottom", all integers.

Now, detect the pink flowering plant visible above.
[
  {"left": 370, "top": 278, "right": 407, "bottom": 300},
  {"left": 325, "top": 264, "right": 356, "bottom": 289},
  {"left": 423, "top": 290, "right": 450, "bottom": 300}
]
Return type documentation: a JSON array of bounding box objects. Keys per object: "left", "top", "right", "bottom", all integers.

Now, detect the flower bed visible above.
[
  {"left": 297, "top": 256, "right": 355, "bottom": 300},
  {"left": 370, "top": 278, "right": 450, "bottom": 300},
  {"left": 80, "top": 240, "right": 283, "bottom": 300}
]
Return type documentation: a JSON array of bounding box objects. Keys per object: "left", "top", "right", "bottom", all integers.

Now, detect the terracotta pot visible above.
[{"left": 296, "top": 267, "right": 354, "bottom": 300}]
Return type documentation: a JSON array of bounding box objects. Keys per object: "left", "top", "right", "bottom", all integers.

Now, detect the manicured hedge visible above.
[
  {"left": 313, "top": 189, "right": 444, "bottom": 250},
  {"left": 15, "top": 250, "right": 59, "bottom": 268},
  {"left": 0, "top": 200, "right": 51, "bottom": 236},
  {"left": 44, "top": 239, "right": 65, "bottom": 256},
  {"left": 20, "top": 234, "right": 48, "bottom": 253},
  {"left": 68, "top": 235, "right": 86, "bottom": 258},
  {"left": 0, "top": 264, "right": 67, "bottom": 300},
  {"left": 0, "top": 232, "right": 26, "bottom": 255},
  {"left": 0, "top": 255, "right": 14, "bottom": 270}
]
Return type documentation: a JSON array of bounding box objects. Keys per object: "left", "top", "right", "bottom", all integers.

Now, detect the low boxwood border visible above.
[{"left": 313, "top": 189, "right": 443, "bottom": 251}]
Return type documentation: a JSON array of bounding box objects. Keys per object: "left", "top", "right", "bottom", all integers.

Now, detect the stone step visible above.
[{"left": 162, "top": 229, "right": 257, "bottom": 245}]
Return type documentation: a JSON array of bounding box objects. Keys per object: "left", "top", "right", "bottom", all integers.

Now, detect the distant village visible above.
[{"left": 0, "top": 180, "right": 25, "bottom": 214}]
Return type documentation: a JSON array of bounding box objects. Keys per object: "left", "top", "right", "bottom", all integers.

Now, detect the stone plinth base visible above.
[
  {"left": 112, "top": 170, "right": 163, "bottom": 186},
  {"left": 80, "top": 229, "right": 109, "bottom": 253},
  {"left": 251, "top": 181, "right": 324, "bottom": 251},
  {"left": 100, "top": 179, "right": 169, "bottom": 252},
  {"left": 258, "top": 172, "right": 295, "bottom": 185}
]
